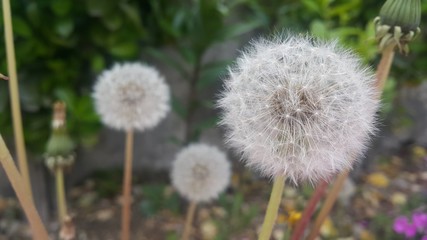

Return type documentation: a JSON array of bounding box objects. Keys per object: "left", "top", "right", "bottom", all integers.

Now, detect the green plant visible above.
[
  {"left": 139, "top": 184, "right": 181, "bottom": 217},
  {"left": 0, "top": 0, "right": 145, "bottom": 153},
  {"left": 91, "top": 169, "right": 123, "bottom": 198},
  {"left": 215, "top": 192, "right": 259, "bottom": 239},
  {"left": 142, "top": 0, "right": 263, "bottom": 144}
]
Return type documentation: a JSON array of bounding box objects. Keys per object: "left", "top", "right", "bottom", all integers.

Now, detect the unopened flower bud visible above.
[
  {"left": 44, "top": 102, "right": 75, "bottom": 171},
  {"left": 374, "top": 0, "right": 421, "bottom": 54}
]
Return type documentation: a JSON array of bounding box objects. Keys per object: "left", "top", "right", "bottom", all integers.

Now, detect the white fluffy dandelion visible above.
[
  {"left": 93, "top": 62, "right": 170, "bottom": 131},
  {"left": 171, "top": 143, "right": 231, "bottom": 203},
  {"left": 218, "top": 34, "right": 379, "bottom": 184}
]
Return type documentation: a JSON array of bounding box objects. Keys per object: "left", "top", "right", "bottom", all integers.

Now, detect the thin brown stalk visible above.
[
  {"left": 306, "top": 171, "right": 349, "bottom": 240},
  {"left": 121, "top": 130, "right": 134, "bottom": 240},
  {"left": 182, "top": 201, "right": 197, "bottom": 240},
  {"left": 375, "top": 44, "right": 397, "bottom": 91},
  {"left": 0, "top": 135, "right": 49, "bottom": 240},
  {"left": 2, "top": 0, "right": 33, "bottom": 201},
  {"left": 291, "top": 179, "right": 329, "bottom": 240},
  {"left": 305, "top": 43, "right": 396, "bottom": 240}
]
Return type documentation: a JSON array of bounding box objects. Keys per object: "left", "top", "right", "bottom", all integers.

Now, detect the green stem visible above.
[
  {"left": 0, "top": 135, "right": 49, "bottom": 240},
  {"left": 55, "top": 167, "right": 67, "bottom": 223},
  {"left": 2, "top": 0, "right": 33, "bottom": 203},
  {"left": 258, "top": 175, "right": 286, "bottom": 240}
]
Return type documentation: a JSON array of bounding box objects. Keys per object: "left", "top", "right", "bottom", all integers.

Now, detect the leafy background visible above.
[
  {"left": 1, "top": 0, "right": 426, "bottom": 153},
  {"left": 1, "top": 0, "right": 427, "bottom": 239}
]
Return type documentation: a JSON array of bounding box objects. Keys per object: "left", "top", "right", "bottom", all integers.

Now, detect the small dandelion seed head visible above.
[
  {"left": 171, "top": 143, "right": 231, "bottom": 203},
  {"left": 93, "top": 62, "right": 170, "bottom": 131},
  {"left": 218, "top": 34, "right": 380, "bottom": 184}
]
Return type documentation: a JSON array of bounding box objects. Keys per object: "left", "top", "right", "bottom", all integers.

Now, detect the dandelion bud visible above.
[
  {"left": 374, "top": 0, "right": 421, "bottom": 54},
  {"left": 218, "top": 34, "right": 379, "bottom": 184},
  {"left": 93, "top": 63, "right": 170, "bottom": 131},
  {"left": 171, "top": 144, "right": 231, "bottom": 203},
  {"left": 45, "top": 102, "right": 75, "bottom": 171}
]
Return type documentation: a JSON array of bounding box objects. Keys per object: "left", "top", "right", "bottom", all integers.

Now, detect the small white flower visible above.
[
  {"left": 171, "top": 143, "right": 231, "bottom": 203},
  {"left": 93, "top": 62, "right": 170, "bottom": 131},
  {"left": 218, "top": 34, "right": 379, "bottom": 184}
]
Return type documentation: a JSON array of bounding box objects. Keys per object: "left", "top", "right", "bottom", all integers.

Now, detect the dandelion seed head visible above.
[
  {"left": 218, "top": 34, "right": 379, "bottom": 184},
  {"left": 171, "top": 143, "right": 231, "bottom": 203},
  {"left": 93, "top": 63, "right": 170, "bottom": 131}
]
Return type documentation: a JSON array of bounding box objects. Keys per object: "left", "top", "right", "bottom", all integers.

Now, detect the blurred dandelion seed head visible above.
[
  {"left": 93, "top": 62, "right": 170, "bottom": 131},
  {"left": 218, "top": 34, "right": 379, "bottom": 184},
  {"left": 171, "top": 143, "right": 231, "bottom": 203}
]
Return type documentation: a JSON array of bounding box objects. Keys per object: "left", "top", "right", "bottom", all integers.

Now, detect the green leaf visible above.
[
  {"left": 194, "top": 117, "right": 219, "bottom": 132},
  {"left": 144, "top": 48, "right": 188, "bottom": 78},
  {"left": 86, "top": 0, "right": 115, "bottom": 17},
  {"left": 119, "top": 3, "right": 145, "bottom": 35},
  {"left": 26, "top": 3, "right": 40, "bottom": 25},
  {"left": 91, "top": 55, "right": 105, "bottom": 73},
  {"left": 177, "top": 46, "right": 196, "bottom": 65},
  {"left": 197, "top": 60, "right": 231, "bottom": 89},
  {"left": 310, "top": 20, "right": 329, "bottom": 39},
  {"left": 55, "top": 18, "right": 74, "bottom": 38},
  {"left": 219, "top": 19, "right": 263, "bottom": 40},
  {"left": 51, "top": 0, "right": 72, "bottom": 16},
  {"left": 101, "top": 12, "right": 123, "bottom": 31},
  {"left": 166, "top": 232, "right": 179, "bottom": 240},
  {"left": 171, "top": 95, "right": 187, "bottom": 119},
  {"left": 302, "top": 0, "right": 321, "bottom": 14},
  {"left": 13, "top": 17, "right": 32, "bottom": 37},
  {"left": 110, "top": 42, "right": 138, "bottom": 58},
  {"left": 0, "top": 83, "right": 8, "bottom": 112},
  {"left": 19, "top": 81, "right": 41, "bottom": 112}
]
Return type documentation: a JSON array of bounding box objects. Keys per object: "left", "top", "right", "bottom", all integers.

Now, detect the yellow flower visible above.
[{"left": 287, "top": 210, "right": 302, "bottom": 226}]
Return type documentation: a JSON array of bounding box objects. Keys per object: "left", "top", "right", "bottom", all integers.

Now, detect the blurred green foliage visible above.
[
  {"left": 139, "top": 183, "right": 181, "bottom": 217},
  {"left": 92, "top": 169, "right": 123, "bottom": 198},
  {"left": 1, "top": 0, "right": 426, "bottom": 153},
  {"left": 215, "top": 192, "right": 259, "bottom": 239}
]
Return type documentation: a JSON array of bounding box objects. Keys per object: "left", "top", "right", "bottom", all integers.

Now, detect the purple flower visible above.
[
  {"left": 422, "top": 236, "right": 427, "bottom": 240},
  {"left": 404, "top": 224, "right": 418, "bottom": 238},
  {"left": 393, "top": 216, "right": 417, "bottom": 238},
  {"left": 413, "top": 212, "right": 427, "bottom": 230},
  {"left": 394, "top": 216, "right": 410, "bottom": 234}
]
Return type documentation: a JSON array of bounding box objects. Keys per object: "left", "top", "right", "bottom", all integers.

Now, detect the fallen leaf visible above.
[
  {"left": 201, "top": 220, "right": 217, "bottom": 240},
  {"left": 366, "top": 172, "right": 389, "bottom": 188},
  {"left": 95, "top": 209, "right": 114, "bottom": 221},
  {"left": 360, "top": 230, "right": 376, "bottom": 240},
  {"left": 320, "top": 217, "right": 337, "bottom": 237},
  {"left": 391, "top": 192, "right": 407, "bottom": 206}
]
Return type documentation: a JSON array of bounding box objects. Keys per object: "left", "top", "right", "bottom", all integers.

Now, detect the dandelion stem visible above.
[
  {"left": 305, "top": 43, "right": 396, "bottom": 240},
  {"left": 182, "top": 201, "right": 197, "bottom": 240},
  {"left": 0, "top": 135, "right": 49, "bottom": 240},
  {"left": 2, "top": 0, "right": 33, "bottom": 202},
  {"left": 376, "top": 44, "right": 396, "bottom": 91},
  {"left": 306, "top": 171, "right": 349, "bottom": 240},
  {"left": 121, "top": 130, "right": 134, "bottom": 240},
  {"left": 55, "top": 167, "right": 67, "bottom": 224},
  {"left": 258, "top": 175, "right": 285, "bottom": 240},
  {"left": 291, "top": 179, "right": 329, "bottom": 240}
]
